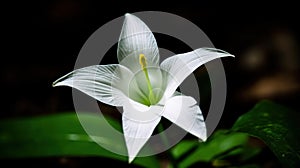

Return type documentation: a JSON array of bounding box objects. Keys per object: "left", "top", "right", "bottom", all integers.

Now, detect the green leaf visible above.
[
  {"left": 0, "top": 112, "right": 159, "bottom": 168},
  {"left": 232, "top": 100, "right": 300, "bottom": 167},
  {"left": 172, "top": 130, "right": 259, "bottom": 168}
]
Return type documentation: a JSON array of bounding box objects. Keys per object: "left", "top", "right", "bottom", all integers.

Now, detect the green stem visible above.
[
  {"left": 157, "top": 123, "right": 178, "bottom": 168},
  {"left": 157, "top": 123, "right": 169, "bottom": 147}
]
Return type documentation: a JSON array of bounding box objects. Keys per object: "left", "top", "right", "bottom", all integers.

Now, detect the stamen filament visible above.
[{"left": 139, "top": 54, "right": 156, "bottom": 105}]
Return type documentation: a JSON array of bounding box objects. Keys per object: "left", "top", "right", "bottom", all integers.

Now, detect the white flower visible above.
[{"left": 53, "top": 13, "right": 234, "bottom": 163}]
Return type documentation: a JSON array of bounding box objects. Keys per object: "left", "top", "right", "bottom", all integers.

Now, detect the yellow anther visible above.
[{"left": 139, "top": 54, "right": 147, "bottom": 70}]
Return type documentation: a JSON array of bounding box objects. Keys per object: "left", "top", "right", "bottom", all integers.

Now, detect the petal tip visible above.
[
  {"left": 128, "top": 156, "right": 135, "bottom": 163},
  {"left": 227, "top": 53, "right": 235, "bottom": 58},
  {"left": 124, "top": 13, "right": 135, "bottom": 20},
  {"left": 52, "top": 80, "right": 59, "bottom": 87},
  {"left": 52, "top": 78, "right": 64, "bottom": 87},
  {"left": 125, "top": 13, "right": 131, "bottom": 17},
  {"left": 201, "top": 136, "right": 207, "bottom": 142}
]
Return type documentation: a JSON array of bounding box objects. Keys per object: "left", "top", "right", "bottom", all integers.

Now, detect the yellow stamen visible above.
[
  {"left": 139, "top": 54, "right": 156, "bottom": 105},
  {"left": 139, "top": 54, "right": 147, "bottom": 70}
]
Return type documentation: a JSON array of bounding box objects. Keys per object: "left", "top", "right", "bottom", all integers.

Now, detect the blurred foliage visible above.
[
  {"left": 0, "top": 100, "right": 299, "bottom": 167},
  {"left": 0, "top": 113, "right": 160, "bottom": 168},
  {"left": 171, "top": 130, "right": 260, "bottom": 168},
  {"left": 232, "top": 100, "right": 300, "bottom": 167}
]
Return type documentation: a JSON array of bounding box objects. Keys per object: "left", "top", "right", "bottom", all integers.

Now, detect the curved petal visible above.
[
  {"left": 52, "top": 65, "right": 133, "bottom": 107},
  {"left": 122, "top": 102, "right": 163, "bottom": 163},
  {"left": 117, "top": 13, "right": 159, "bottom": 72},
  {"left": 162, "top": 95, "right": 207, "bottom": 141},
  {"left": 160, "top": 48, "right": 234, "bottom": 99}
]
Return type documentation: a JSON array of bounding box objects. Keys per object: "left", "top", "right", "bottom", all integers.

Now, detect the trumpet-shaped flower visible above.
[{"left": 53, "top": 13, "right": 234, "bottom": 162}]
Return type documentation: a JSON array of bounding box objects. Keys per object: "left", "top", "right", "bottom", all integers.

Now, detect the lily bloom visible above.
[{"left": 53, "top": 13, "right": 234, "bottom": 162}]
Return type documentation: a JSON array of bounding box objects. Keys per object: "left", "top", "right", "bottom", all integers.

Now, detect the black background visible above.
[{"left": 1, "top": 1, "right": 299, "bottom": 167}]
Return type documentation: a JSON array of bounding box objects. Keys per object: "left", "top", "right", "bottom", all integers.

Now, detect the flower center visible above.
[{"left": 139, "top": 54, "right": 156, "bottom": 105}]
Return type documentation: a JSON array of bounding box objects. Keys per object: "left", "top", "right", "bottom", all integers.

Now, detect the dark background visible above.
[{"left": 1, "top": 1, "right": 299, "bottom": 167}]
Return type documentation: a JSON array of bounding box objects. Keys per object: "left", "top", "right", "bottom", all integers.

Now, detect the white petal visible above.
[
  {"left": 117, "top": 13, "right": 159, "bottom": 72},
  {"left": 122, "top": 105, "right": 162, "bottom": 162},
  {"left": 122, "top": 99, "right": 163, "bottom": 162},
  {"left": 161, "top": 48, "right": 234, "bottom": 99},
  {"left": 162, "top": 95, "right": 207, "bottom": 141},
  {"left": 122, "top": 116, "right": 160, "bottom": 163},
  {"left": 52, "top": 65, "right": 133, "bottom": 106}
]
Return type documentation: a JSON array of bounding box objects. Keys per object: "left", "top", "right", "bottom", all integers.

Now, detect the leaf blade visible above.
[
  {"left": 0, "top": 113, "right": 159, "bottom": 168},
  {"left": 232, "top": 100, "right": 300, "bottom": 167}
]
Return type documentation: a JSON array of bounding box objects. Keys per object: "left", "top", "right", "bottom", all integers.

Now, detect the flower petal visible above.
[
  {"left": 52, "top": 65, "right": 133, "bottom": 106},
  {"left": 162, "top": 95, "right": 207, "bottom": 141},
  {"left": 122, "top": 99, "right": 163, "bottom": 162},
  {"left": 160, "top": 48, "right": 234, "bottom": 99},
  {"left": 117, "top": 13, "right": 159, "bottom": 72},
  {"left": 122, "top": 111, "right": 161, "bottom": 162}
]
